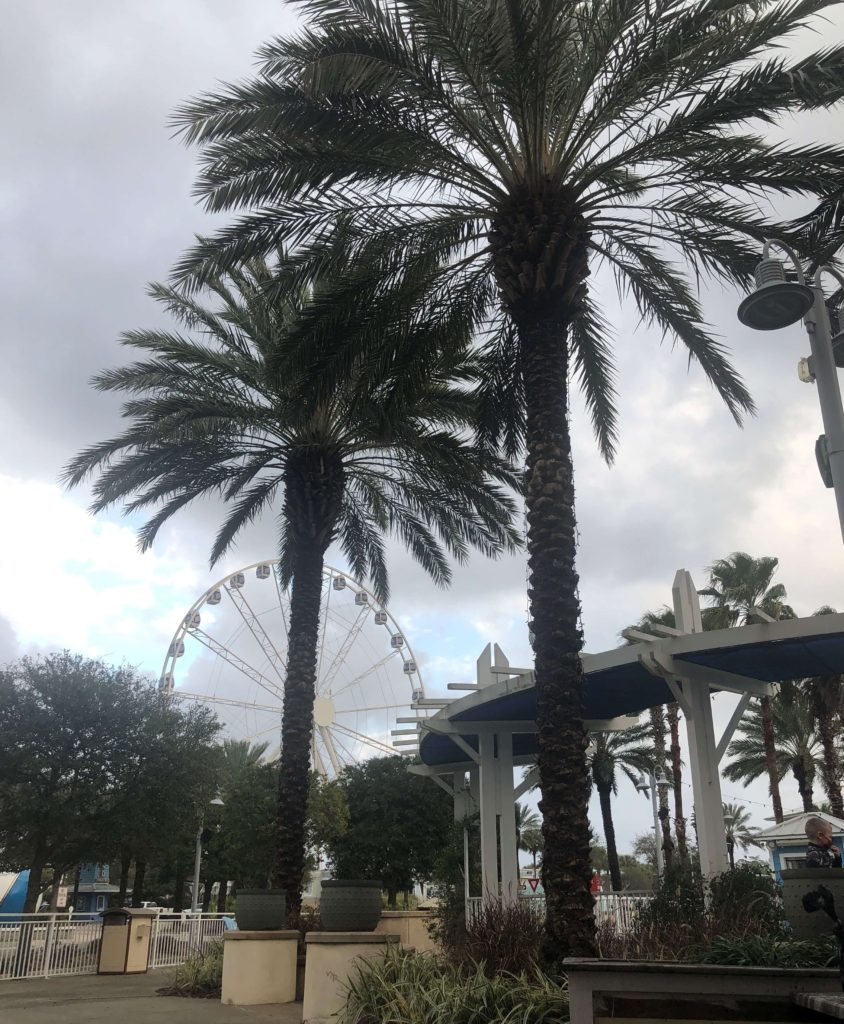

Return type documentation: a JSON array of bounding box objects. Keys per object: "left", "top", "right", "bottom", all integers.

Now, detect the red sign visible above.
[{"left": 528, "top": 878, "right": 540, "bottom": 892}]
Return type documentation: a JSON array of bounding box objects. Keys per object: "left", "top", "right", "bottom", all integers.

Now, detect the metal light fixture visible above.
[{"left": 738, "top": 251, "right": 814, "bottom": 331}]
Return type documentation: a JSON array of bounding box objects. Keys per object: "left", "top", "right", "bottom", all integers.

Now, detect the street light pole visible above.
[
  {"left": 191, "top": 823, "right": 203, "bottom": 914},
  {"left": 738, "top": 240, "right": 844, "bottom": 543},
  {"left": 649, "top": 772, "right": 665, "bottom": 880}
]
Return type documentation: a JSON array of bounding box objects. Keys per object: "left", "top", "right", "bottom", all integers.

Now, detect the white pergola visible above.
[{"left": 401, "top": 570, "right": 844, "bottom": 903}]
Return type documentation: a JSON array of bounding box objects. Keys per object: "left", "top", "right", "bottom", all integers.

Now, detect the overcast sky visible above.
[{"left": 3, "top": 1, "right": 844, "bottom": 858}]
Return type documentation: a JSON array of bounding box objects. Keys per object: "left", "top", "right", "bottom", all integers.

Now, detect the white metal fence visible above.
[
  {"left": 0, "top": 912, "right": 228, "bottom": 981},
  {"left": 465, "top": 893, "right": 652, "bottom": 933}
]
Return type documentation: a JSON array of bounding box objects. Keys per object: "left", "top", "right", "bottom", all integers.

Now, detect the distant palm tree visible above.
[
  {"left": 515, "top": 801, "right": 541, "bottom": 849},
  {"left": 521, "top": 828, "right": 544, "bottom": 874},
  {"left": 724, "top": 688, "right": 823, "bottom": 813},
  {"left": 171, "top": 0, "right": 844, "bottom": 961},
  {"left": 701, "top": 553, "right": 795, "bottom": 823},
  {"left": 64, "top": 260, "right": 520, "bottom": 916},
  {"left": 220, "top": 739, "right": 270, "bottom": 785},
  {"left": 588, "top": 725, "right": 653, "bottom": 891},
  {"left": 722, "top": 801, "right": 761, "bottom": 870}
]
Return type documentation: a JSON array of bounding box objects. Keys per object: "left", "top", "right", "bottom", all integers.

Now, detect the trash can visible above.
[{"left": 97, "top": 908, "right": 158, "bottom": 974}]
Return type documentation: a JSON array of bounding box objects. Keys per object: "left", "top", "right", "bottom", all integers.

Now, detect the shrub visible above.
[
  {"left": 341, "top": 947, "right": 568, "bottom": 1024},
  {"left": 690, "top": 934, "right": 838, "bottom": 969},
  {"left": 429, "top": 896, "right": 544, "bottom": 976},
  {"left": 159, "top": 941, "right": 223, "bottom": 998}
]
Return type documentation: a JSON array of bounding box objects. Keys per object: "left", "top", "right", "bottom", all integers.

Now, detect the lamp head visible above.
[{"left": 738, "top": 257, "right": 814, "bottom": 331}]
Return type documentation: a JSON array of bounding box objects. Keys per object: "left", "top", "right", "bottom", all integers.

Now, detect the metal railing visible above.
[
  {"left": 0, "top": 911, "right": 229, "bottom": 981},
  {"left": 0, "top": 914, "right": 102, "bottom": 980},
  {"left": 148, "top": 913, "right": 227, "bottom": 969},
  {"left": 465, "top": 893, "right": 652, "bottom": 932}
]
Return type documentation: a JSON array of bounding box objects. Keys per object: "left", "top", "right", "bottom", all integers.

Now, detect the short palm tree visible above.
[
  {"left": 64, "top": 260, "right": 520, "bottom": 915},
  {"left": 701, "top": 553, "right": 795, "bottom": 823},
  {"left": 588, "top": 725, "right": 653, "bottom": 892},
  {"left": 722, "top": 801, "right": 760, "bottom": 869},
  {"left": 724, "top": 687, "right": 824, "bottom": 813},
  {"left": 173, "top": 1, "right": 844, "bottom": 957}
]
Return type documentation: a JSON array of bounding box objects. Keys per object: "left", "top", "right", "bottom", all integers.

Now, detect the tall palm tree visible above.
[
  {"left": 701, "top": 553, "right": 795, "bottom": 824},
  {"left": 515, "top": 801, "right": 541, "bottom": 850},
  {"left": 722, "top": 801, "right": 761, "bottom": 869},
  {"left": 64, "top": 260, "right": 520, "bottom": 915},
  {"left": 172, "top": 2, "right": 844, "bottom": 957},
  {"left": 808, "top": 607, "right": 844, "bottom": 818},
  {"left": 724, "top": 688, "right": 824, "bottom": 813},
  {"left": 588, "top": 725, "right": 653, "bottom": 892}
]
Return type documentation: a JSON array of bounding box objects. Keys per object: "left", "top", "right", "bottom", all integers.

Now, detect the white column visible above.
[
  {"left": 672, "top": 570, "right": 728, "bottom": 879},
  {"left": 496, "top": 733, "right": 519, "bottom": 904},
  {"left": 478, "top": 733, "right": 499, "bottom": 898}
]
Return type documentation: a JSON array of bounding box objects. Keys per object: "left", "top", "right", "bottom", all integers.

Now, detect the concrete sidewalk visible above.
[{"left": 0, "top": 972, "right": 303, "bottom": 1024}]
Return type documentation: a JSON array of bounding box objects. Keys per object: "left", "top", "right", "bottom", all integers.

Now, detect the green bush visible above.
[
  {"left": 341, "top": 948, "right": 568, "bottom": 1024},
  {"left": 690, "top": 934, "right": 838, "bottom": 968},
  {"left": 159, "top": 941, "right": 223, "bottom": 998}
]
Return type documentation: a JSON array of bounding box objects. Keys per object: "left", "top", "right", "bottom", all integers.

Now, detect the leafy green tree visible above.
[
  {"left": 588, "top": 726, "right": 653, "bottom": 891},
  {"left": 701, "top": 553, "right": 795, "bottom": 824},
  {"left": 724, "top": 687, "right": 824, "bottom": 813},
  {"left": 326, "top": 756, "right": 453, "bottom": 906},
  {"left": 65, "top": 261, "right": 519, "bottom": 915},
  {"left": 172, "top": 1, "right": 844, "bottom": 955},
  {"left": 0, "top": 652, "right": 219, "bottom": 912}
]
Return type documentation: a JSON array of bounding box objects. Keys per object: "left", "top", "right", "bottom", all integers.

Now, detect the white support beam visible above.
[
  {"left": 514, "top": 765, "right": 539, "bottom": 800},
  {"left": 748, "top": 606, "right": 776, "bottom": 624},
  {"left": 448, "top": 683, "right": 480, "bottom": 690},
  {"left": 673, "top": 570, "right": 728, "bottom": 880},
  {"left": 449, "top": 734, "right": 481, "bottom": 764},
  {"left": 650, "top": 624, "right": 687, "bottom": 637},
  {"left": 716, "top": 693, "right": 752, "bottom": 763},
  {"left": 478, "top": 733, "right": 498, "bottom": 898},
  {"left": 497, "top": 733, "right": 519, "bottom": 905},
  {"left": 622, "top": 628, "right": 659, "bottom": 644},
  {"left": 431, "top": 775, "right": 455, "bottom": 798}
]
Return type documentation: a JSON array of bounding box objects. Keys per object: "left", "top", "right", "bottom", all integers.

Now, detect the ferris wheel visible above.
[{"left": 160, "top": 561, "right": 426, "bottom": 775}]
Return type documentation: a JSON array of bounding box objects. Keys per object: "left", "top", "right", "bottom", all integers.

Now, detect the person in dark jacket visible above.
[{"left": 806, "top": 816, "right": 843, "bottom": 868}]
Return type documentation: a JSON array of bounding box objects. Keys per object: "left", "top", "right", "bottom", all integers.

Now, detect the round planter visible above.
[
  {"left": 780, "top": 868, "right": 844, "bottom": 939},
  {"left": 234, "top": 889, "right": 287, "bottom": 931},
  {"left": 319, "top": 880, "right": 383, "bottom": 932}
]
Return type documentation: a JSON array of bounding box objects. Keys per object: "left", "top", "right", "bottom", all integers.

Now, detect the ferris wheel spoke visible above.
[
  {"left": 272, "top": 570, "right": 290, "bottom": 645},
  {"left": 326, "top": 728, "right": 358, "bottom": 765},
  {"left": 334, "top": 702, "right": 417, "bottom": 714},
  {"left": 187, "top": 626, "right": 285, "bottom": 703},
  {"left": 225, "top": 584, "right": 287, "bottom": 683},
  {"left": 318, "top": 724, "right": 343, "bottom": 774},
  {"left": 318, "top": 604, "right": 371, "bottom": 694},
  {"left": 316, "top": 576, "right": 333, "bottom": 683},
  {"left": 312, "top": 732, "right": 327, "bottom": 776},
  {"left": 173, "top": 691, "right": 280, "bottom": 714},
  {"left": 327, "top": 650, "right": 402, "bottom": 701},
  {"left": 333, "top": 722, "right": 398, "bottom": 757}
]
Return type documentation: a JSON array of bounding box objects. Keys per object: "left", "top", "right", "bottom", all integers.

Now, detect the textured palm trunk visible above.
[
  {"left": 597, "top": 784, "right": 622, "bottom": 891},
  {"left": 667, "top": 704, "right": 688, "bottom": 862},
  {"left": 649, "top": 706, "right": 674, "bottom": 870},
  {"left": 792, "top": 758, "right": 815, "bottom": 812},
  {"left": 521, "top": 317, "right": 594, "bottom": 961},
  {"left": 816, "top": 704, "right": 844, "bottom": 817},
  {"left": 271, "top": 547, "right": 324, "bottom": 917},
  {"left": 760, "top": 696, "right": 784, "bottom": 823}
]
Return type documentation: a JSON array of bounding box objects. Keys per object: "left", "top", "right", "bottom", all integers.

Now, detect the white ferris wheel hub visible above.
[{"left": 313, "top": 696, "right": 335, "bottom": 728}]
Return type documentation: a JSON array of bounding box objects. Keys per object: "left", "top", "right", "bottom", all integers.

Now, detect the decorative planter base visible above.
[
  {"left": 319, "top": 880, "right": 382, "bottom": 931},
  {"left": 780, "top": 868, "right": 844, "bottom": 940},
  {"left": 303, "top": 932, "right": 399, "bottom": 1024},
  {"left": 221, "top": 930, "right": 298, "bottom": 1006}
]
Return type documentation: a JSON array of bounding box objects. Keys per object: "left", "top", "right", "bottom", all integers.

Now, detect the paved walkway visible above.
[{"left": 0, "top": 973, "right": 303, "bottom": 1024}]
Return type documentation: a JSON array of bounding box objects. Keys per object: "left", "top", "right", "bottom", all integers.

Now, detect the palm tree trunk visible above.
[
  {"left": 816, "top": 705, "right": 844, "bottom": 817},
  {"left": 217, "top": 879, "right": 228, "bottom": 914},
  {"left": 760, "top": 696, "right": 784, "bottom": 823},
  {"left": 792, "top": 759, "right": 815, "bottom": 812},
  {"left": 649, "top": 707, "right": 674, "bottom": 870},
  {"left": 667, "top": 704, "right": 688, "bottom": 862},
  {"left": 272, "top": 547, "right": 325, "bottom": 917},
  {"left": 520, "top": 314, "right": 595, "bottom": 962},
  {"left": 597, "top": 784, "right": 622, "bottom": 891},
  {"left": 173, "top": 856, "right": 186, "bottom": 912}
]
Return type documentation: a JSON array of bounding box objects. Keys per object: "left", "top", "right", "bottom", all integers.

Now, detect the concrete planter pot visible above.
[
  {"left": 780, "top": 868, "right": 844, "bottom": 939},
  {"left": 234, "top": 889, "right": 287, "bottom": 931},
  {"left": 319, "top": 880, "right": 383, "bottom": 932}
]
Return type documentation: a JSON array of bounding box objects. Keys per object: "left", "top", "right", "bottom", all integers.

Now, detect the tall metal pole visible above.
[
  {"left": 805, "top": 280, "right": 844, "bottom": 542},
  {"left": 191, "top": 821, "right": 202, "bottom": 913},
  {"left": 649, "top": 773, "right": 665, "bottom": 879}
]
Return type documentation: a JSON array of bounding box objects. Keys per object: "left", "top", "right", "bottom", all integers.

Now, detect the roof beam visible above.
[{"left": 716, "top": 693, "right": 752, "bottom": 763}]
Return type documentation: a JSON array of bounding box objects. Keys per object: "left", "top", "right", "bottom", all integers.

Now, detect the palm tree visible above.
[
  {"left": 722, "top": 801, "right": 760, "bottom": 870},
  {"left": 64, "top": 260, "right": 520, "bottom": 916},
  {"left": 515, "top": 801, "right": 541, "bottom": 850},
  {"left": 808, "top": 607, "right": 844, "bottom": 818},
  {"left": 521, "top": 827, "right": 544, "bottom": 874},
  {"left": 724, "top": 688, "right": 824, "bottom": 813},
  {"left": 588, "top": 725, "right": 653, "bottom": 892},
  {"left": 701, "top": 553, "right": 795, "bottom": 824},
  {"left": 172, "top": 2, "right": 844, "bottom": 957},
  {"left": 220, "top": 739, "right": 270, "bottom": 786}
]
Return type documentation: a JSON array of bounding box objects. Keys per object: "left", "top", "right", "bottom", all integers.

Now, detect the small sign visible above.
[
  {"left": 56, "top": 887, "right": 68, "bottom": 908},
  {"left": 528, "top": 878, "right": 540, "bottom": 892}
]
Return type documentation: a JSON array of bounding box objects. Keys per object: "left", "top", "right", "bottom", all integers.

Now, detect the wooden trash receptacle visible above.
[{"left": 97, "top": 908, "right": 158, "bottom": 974}]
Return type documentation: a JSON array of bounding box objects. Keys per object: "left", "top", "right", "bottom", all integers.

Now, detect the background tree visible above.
[
  {"left": 588, "top": 726, "right": 652, "bottom": 891},
  {"left": 325, "top": 756, "right": 453, "bottom": 906},
  {"left": 173, "top": 0, "right": 844, "bottom": 960},
  {"left": 807, "top": 606, "right": 844, "bottom": 818},
  {"left": 722, "top": 801, "right": 761, "bottom": 870},
  {"left": 701, "top": 553, "right": 795, "bottom": 824},
  {"left": 515, "top": 802, "right": 541, "bottom": 851},
  {"left": 65, "top": 261, "right": 520, "bottom": 916},
  {"left": 725, "top": 687, "right": 823, "bottom": 813}
]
